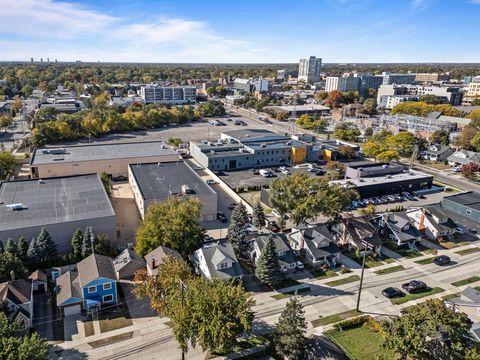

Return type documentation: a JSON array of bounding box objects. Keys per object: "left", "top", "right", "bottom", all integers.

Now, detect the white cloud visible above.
[
  {"left": 410, "top": 0, "right": 432, "bottom": 11},
  {"left": 0, "top": 0, "right": 269, "bottom": 62}
]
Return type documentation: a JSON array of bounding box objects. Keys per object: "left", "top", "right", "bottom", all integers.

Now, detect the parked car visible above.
[
  {"left": 402, "top": 280, "right": 427, "bottom": 293},
  {"left": 271, "top": 209, "right": 281, "bottom": 218},
  {"left": 433, "top": 255, "right": 451, "bottom": 266},
  {"left": 295, "top": 261, "right": 305, "bottom": 270},
  {"left": 259, "top": 169, "right": 273, "bottom": 177},
  {"left": 206, "top": 179, "right": 217, "bottom": 185},
  {"left": 281, "top": 169, "right": 291, "bottom": 175},
  {"left": 456, "top": 227, "right": 466, "bottom": 234},
  {"left": 266, "top": 220, "right": 280, "bottom": 232},
  {"left": 382, "top": 287, "right": 405, "bottom": 299},
  {"left": 217, "top": 211, "right": 228, "bottom": 223},
  {"left": 250, "top": 168, "right": 259, "bottom": 175}
]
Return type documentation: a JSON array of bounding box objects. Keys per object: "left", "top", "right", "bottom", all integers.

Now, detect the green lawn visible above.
[
  {"left": 325, "top": 326, "right": 396, "bottom": 360},
  {"left": 311, "top": 309, "right": 362, "bottom": 327},
  {"left": 310, "top": 269, "right": 339, "bottom": 280},
  {"left": 383, "top": 258, "right": 396, "bottom": 264},
  {"left": 475, "top": 286, "right": 480, "bottom": 292},
  {"left": 325, "top": 275, "right": 360, "bottom": 287},
  {"left": 374, "top": 265, "right": 405, "bottom": 275},
  {"left": 99, "top": 313, "right": 133, "bottom": 333},
  {"left": 451, "top": 276, "right": 480, "bottom": 287},
  {"left": 455, "top": 247, "right": 480, "bottom": 256},
  {"left": 274, "top": 278, "right": 300, "bottom": 290},
  {"left": 396, "top": 249, "right": 423, "bottom": 258},
  {"left": 271, "top": 286, "right": 310, "bottom": 300},
  {"left": 365, "top": 260, "right": 384, "bottom": 268},
  {"left": 414, "top": 257, "right": 436, "bottom": 265},
  {"left": 391, "top": 287, "right": 445, "bottom": 305},
  {"left": 442, "top": 293, "right": 460, "bottom": 300}
]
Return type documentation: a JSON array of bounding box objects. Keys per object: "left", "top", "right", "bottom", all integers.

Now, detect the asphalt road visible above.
[{"left": 413, "top": 163, "right": 480, "bottom": 192}]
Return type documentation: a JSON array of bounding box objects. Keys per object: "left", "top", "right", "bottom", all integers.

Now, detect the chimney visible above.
[
  {"left": 151, "top": 258, "right": 156, "bottom": 270},
  {"left": 10, "top": 270, "right": 15, "bottom": 281}
]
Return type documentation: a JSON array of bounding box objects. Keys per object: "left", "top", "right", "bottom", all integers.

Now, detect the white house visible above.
[{"left": 191, "top": 240, "right": 243, "bottom": 280}]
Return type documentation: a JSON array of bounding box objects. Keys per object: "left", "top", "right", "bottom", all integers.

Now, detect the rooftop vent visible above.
[
  {"left": 6, "top": 203, "right": 23, "bottom": 211},
  {"left": 260, "top": 144, "right": 266, "bottom": 148}
]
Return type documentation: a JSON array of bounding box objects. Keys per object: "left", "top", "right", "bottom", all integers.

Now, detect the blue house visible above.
[{"left": 56, "top": 254, "right": 117, "bottom": 317}]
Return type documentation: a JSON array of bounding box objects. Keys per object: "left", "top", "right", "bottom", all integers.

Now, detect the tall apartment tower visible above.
[{"left": 298, "top": 56, "right": 322, "bottom": 83}]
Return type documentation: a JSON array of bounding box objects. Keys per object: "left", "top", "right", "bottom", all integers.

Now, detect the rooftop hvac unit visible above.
[
  {"left": 260, "top": 144, "right": 266, "bottom": 148},
  {"left": 6, "top": 203, "right": 23, "bottom": 211},
  {"left": 286, "top": 141, "right": 292, "bottom": 146},
  {"left": 210, "top": 150, "right": 215, "bottom": 155},
  {"left": 202, "top": 140, "right": 208, "bottom": 144}
]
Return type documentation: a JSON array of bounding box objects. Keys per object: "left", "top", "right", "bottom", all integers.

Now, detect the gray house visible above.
[
  {"left": 447, "top": 150, "right": 480, "bottom": 166},
  {"left": 113, "top": 248, "right": 145, "bottom": 280},
  {"left": 372, "top": 212, "right": 421, "bottom": 247},
  {"left": 248, "top": 234, "right": 298, "bottom": 272},
  {"left": 191, "top": 240, "right": 243, "bottom": 280},
  {"left": 289, "top": 224, "right": 341, "bottom": 268},
  {"left": 421, "top": 144, "right": 454, "bottom": 161}
]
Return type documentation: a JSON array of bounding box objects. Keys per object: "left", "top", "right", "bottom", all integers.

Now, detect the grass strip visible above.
[
  {"left": 374, "top": 265, "right": 405, "bottom": 275},
  {"left": 391, "top": 287, "right": 445, "bottom": 305},
  {"left": 271, "top": 286, "right": 310, "bottom": 300},
  {"left": 455, "top": 247, "right": 480, "bottom": 256},
  {"left": 325, "top": 275, "right": 360, "bottom": 287},
  {"left": 414, "top": 257, "right": 436, "bottom": 265},
  {"left": 311, "top": 309, "right": 362, "bottom": 327},
  {"left": 451, "top": 276, "right": 480, "bottom": 287}
]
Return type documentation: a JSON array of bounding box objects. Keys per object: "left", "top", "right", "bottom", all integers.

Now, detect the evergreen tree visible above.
[
  {"left": 227, "top": 202, "right": 250, "bottom": 257},
  {"left": 71, "top": 228, "right": 83, "bottom": 258},
  {"left": 274, "top": 295, "right": 308, "bottom": 360},
  {"left": 17, "top": 237, "right": 29, "bottom": 261},
  {"left": 36, "top": 228, "right": 57, "bottom": 258},
  {"left": 0, "top": 240, "right": 4, "bottom": 254},
  {"left": 82, "top": 226, "right": 93, "bottom": 258},
  {"left": 5, "top": 238, "right": 17, "bottom": 255},
  {"left": 252, "top": 202, "right": 265, "bottom": 228},
  {"left": 255, "top": 235, "right": 283, "bottom": 287},
  {"left": 26, "top": 238, "right": 42, "bottom": 264}
]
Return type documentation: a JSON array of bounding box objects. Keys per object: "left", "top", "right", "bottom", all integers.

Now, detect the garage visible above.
[{"left": 64, "top": 304, "right": 81, "bottom": 317}]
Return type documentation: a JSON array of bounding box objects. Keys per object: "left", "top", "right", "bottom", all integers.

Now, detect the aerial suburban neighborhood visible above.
[{"left": 1, "top": 1, "right": 480, "bottom": 359}]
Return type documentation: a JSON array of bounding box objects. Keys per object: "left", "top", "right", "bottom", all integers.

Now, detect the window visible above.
[
  {"left": 88, "top": 286, "right": 97, "bottom": 294},
  {"left": 103, "top": 283, "right": 112, "bottom": 291},
  {"left": 103, "top": 294, "right": 113, "bottom": 303}
]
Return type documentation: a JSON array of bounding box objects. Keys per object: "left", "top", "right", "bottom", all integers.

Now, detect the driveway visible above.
[
  {"left": 338, "top": 254, "right": 361, "bottom": 270},
  {"left": 64, "top": 314, "right": 82, "bottom": 341},
  {"left": 120, "top": 282, "right": 157, "bottom": 325},
  {"left": 111, "top": 183, "right": 141, "bottom": 248},
  {"left": 33, "top": 291, "right": 54, "bottom": 340}
]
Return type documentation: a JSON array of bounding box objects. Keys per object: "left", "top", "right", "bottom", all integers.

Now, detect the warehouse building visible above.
[
  {"left": 128, "top": 161, "right": 217, "bottom": 221},
  {"left": 0, "top": 174, "right": 116, "bottom": 254},
  {"left": 30, "top": 141, "right": 179, "bottom": 179}
]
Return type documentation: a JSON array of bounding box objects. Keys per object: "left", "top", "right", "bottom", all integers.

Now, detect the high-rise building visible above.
[
  {"left": 325, "top": 75, "right": 360, "bottom": 92},
  {"left": 140, "top": 85, "right": 196, "bottom": 104},
  {"left": 377, "top": 84, "right": 464, "bottom": 108},
  {"left": 381, "top": 72, "right": 416, "bottom": 85},
  {"left": 298, "top": 56, "right": 322, "bottom": 83},
  {"left": 465, "top": 76, "right": 480, "bottom": 104}
]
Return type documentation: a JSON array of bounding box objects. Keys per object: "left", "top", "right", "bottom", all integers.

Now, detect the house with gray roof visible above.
[
  {"left": 113, "top": 248, "right": 145, "bottom": 280},
  {"left": 331, "top": 216, "right": 383, "bottom": 253},
  {"left": 191, "top": 240, "right": 243, "bottom": 281},
  {"left": 406, "top": 205, "right": 457, "bottom": 241},
  {"left": 421, "top": 144, "right": 454, "bottom": 161},
  {"left": 0, "top": 278, "right": 33, "bottom": 330},
  {"left": 144, "top": 245, "right": 182, "bottom": 276},
  {"left": 248, "top": 234, "right": 298, "bottom": 272},
  {"left": 56, "top": 254, "right": 117, "bottom": 318},
  {"left": 372, "top": 212, "right": 421, "bottom": 247},
  {"left": 445, "top": 286, "right": 480, "bottom": 335},
  {"left": 447, "top": 150, "right": 480, "bottom": 166},
  {"left": 289, "top": 224, "right": 341, "bottom": 268}
]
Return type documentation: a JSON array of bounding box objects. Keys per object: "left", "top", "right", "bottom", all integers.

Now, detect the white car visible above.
[
  {"left": 281, "top": 169, "right": 291, "bottom": 175},
  {"left": 456, "top": 227, "right": 466, "bottom": 234},
  {"left": 272, "top": 209, "right": 281, "bottom": 218},
  {"left": 206, "top": 179, "right": 217, "bottom": 185},
  {"left": 295, "top": 261, "right": 304, "bottom": 270}
]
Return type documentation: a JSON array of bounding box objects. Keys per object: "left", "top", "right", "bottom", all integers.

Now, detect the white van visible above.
[{"left": 259, "top": 169, "right": 272, "bottom": 177}]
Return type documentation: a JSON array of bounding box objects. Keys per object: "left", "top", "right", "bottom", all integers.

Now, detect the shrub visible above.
[
  {"left": 336, "top": 315, "right": 369, "bottom": 330},
  {"left": 340, "top": 267, "right": 352, "bottom": 274}
]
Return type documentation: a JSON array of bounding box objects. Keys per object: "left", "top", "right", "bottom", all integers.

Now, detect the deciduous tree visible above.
[
  {"left": 135, "top": 197, "right": 204, "bottom": 257},
  {"left": 0, "top": 151, "right": 16, "bottom": 180},
  {"left": 429, "top": 129, "right": 450, "bottom": 145},
  {"left": 100, "top": 172, "right": 113, "bottom": 197}
]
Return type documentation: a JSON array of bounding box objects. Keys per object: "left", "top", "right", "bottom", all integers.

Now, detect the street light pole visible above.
[{"left": 356, "top": 242, "right": 368, "bottom": 312}]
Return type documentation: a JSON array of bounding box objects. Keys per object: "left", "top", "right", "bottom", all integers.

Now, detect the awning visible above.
[{"left": 85, "top": 298, "right": 102, "bottom": 308}]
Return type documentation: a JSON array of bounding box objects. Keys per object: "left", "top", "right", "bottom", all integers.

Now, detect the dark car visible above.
[
  {"left": 402, "top": 280, "right": 427, "bottom": 294},
  {"left": 433, "top": 255, "right": 451, "bottom": 266},
  {"left": 266, "top": 220, "right": 279, "bottom": 233},
  {"left": 112, "top": 175, "right": 128, "bottom": 182},
  {"left": 217, "top": 211, "right": 228, "bottom": 223},
  {"left": 382, "top": 287, "right": 405, "bottom": 299}
]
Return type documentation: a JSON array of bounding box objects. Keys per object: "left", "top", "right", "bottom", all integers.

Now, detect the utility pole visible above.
[
  {"left": 356, "top": 240, "right": 370, "bottom": 312},
  {"left": 179, "top": 280, "right": 187, "bottom": 360}
]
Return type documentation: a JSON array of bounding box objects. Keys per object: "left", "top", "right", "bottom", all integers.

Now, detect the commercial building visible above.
[
  {"left": 377, "top": 84, "right": 464, "bottom": 108},
  {"left": 0, "top": 174, "right": 116, "bottom": 254},
  {"left": 190, "top": 129, "right": 322, "bottom": 171},
  {"left": 325, "top": 75, "right": 360, "bottom": 92},
  {"left": 464, "top": 76, "right": 480, "bottom": 104},
  {"left": 30, "top": 141, "right": 179, "bottom": 179},
  {"left": 298, "top": 56, "right": 322, "bottom": 83},
  {"left": 140, "top": 84, "right": 196, "bottom": 104},
  {"left": 359, "top": 75, "right": 384, "bottom": 95},
  {"left": 128, "top": 161, "right": 217, "bottom": 221},
  {"left": 381, "top": 72, "right": 416, "bottom": 85},
  {"left": 331, "top": 168, "right": 433, "bottom": 198},
  {"left": 415, "top": 73, "right": 440, "bottom": 82},
  {"left": 442, "top": 192, "right": 480, "bottom": 225},
  {"left": 233, "top": 78, "right": 270, "bottom": 94},
  {"left": 378, "top": 95, "right": 418, "bottom": 109},
  {"left": 344, "top": 161, "right": 404, "bottom": 180}
]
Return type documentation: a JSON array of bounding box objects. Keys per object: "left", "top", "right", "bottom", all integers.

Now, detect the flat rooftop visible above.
[
  {"left": 221, "top": 129, "right": 289, "bottom": 143},
  {"left": 0, "top": 174, "right": 115, "bottom": 231},
  {"left": 331, "top": 170, "right": 432, "bottom": 187},
  {"left": 443, "top": 191, "right": 480, "bottom": 210},
  {"left": 31, "top": 141, "right": 178, "bottom": 165},
  {"left": 276, "top": 104, "right": 330, "bottom": 112},
  {"left": 129, "top": 161, "right": 216, "bottom": 200}
]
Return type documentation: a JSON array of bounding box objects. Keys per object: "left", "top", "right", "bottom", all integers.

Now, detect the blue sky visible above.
[{"left": 0, "top": 0, "right": 479, "bottom": 63}]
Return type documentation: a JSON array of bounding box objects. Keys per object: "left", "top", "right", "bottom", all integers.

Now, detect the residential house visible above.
[
  {"left": 372, "top": 212, "right": 421, "bottom": 247},
  {"left": 191, "top": 240, "right": 243, "bottom": 280},
  {"left": 248, "top": 234, "right": 298, "bottom": 272},
  {"left": 447, "top": 150, "right": 480, "bottom": 166},
  {"left": 406, "top": 205, "right": 457, "bottom": 241},
  {"left": 144, "top": 245, "right": 182, "bottom": 276},
  {"left": 289, "top": 224, "right": 341, "bottom": 268},
  {"left": 0, "top": 278, "right": 33, "bottom": 330},
  {"left": 113, "top": 248, "right": 145, "bottom": 280},
  {"left": 445, "top": 286, "right": 480, "bottom": 341},
  {"left": 331, "top": 217, "right": 383, "bottom": 253},
  {"left": 56, "top": 254, "right": 117, "bottom": 317},
  {"left": 421, "top": 144, "right": 454, "bottom": 162}
]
